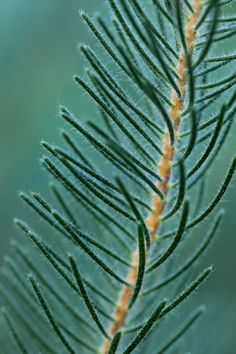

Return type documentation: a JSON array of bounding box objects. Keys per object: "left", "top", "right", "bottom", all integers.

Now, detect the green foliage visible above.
[{"left": 1, "top": 0, "right": 236, "bottom": 353}]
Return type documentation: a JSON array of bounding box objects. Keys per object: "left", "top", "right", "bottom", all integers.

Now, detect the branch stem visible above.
[{"left": 101, "top": 2, "right": 203, "bottom": 352}]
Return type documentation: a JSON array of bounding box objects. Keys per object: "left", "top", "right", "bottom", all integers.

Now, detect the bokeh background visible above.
[{"left": 0, "top": 0, "right": 235, "bottom": 353}]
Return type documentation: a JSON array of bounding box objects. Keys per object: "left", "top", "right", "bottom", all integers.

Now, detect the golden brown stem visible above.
[{"left": 102, "top": 2, "right": 203, "bottom": 352}]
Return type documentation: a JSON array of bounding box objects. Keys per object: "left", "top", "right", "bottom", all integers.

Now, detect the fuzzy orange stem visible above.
[{"left": 102, "top": 2, "right": 203, "bottom": 353}]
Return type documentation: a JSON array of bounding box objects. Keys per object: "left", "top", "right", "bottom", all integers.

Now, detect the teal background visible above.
[
  {"left": 0, "top": 0, "right": 102, "bottom": 255},
  {"left": 0, "top": 1, "right": 235, "bottom": 353}
]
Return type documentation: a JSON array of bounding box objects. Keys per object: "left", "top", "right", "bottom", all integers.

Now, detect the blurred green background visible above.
[
  {"left": 0, "top": 0, "right": 235, "bottom": 353},
  {"left": 0, "top": 0, "right": 103, "bottom": 255}
]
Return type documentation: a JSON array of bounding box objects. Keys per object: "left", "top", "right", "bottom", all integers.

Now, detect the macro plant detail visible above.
[{"left": 0, "top": 0, "right": 236, "bottom": 353}]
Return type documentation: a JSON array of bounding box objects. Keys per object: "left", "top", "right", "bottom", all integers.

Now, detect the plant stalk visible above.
[{"left": 102, "top": 1, "right": 203, "bottom": 352}]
